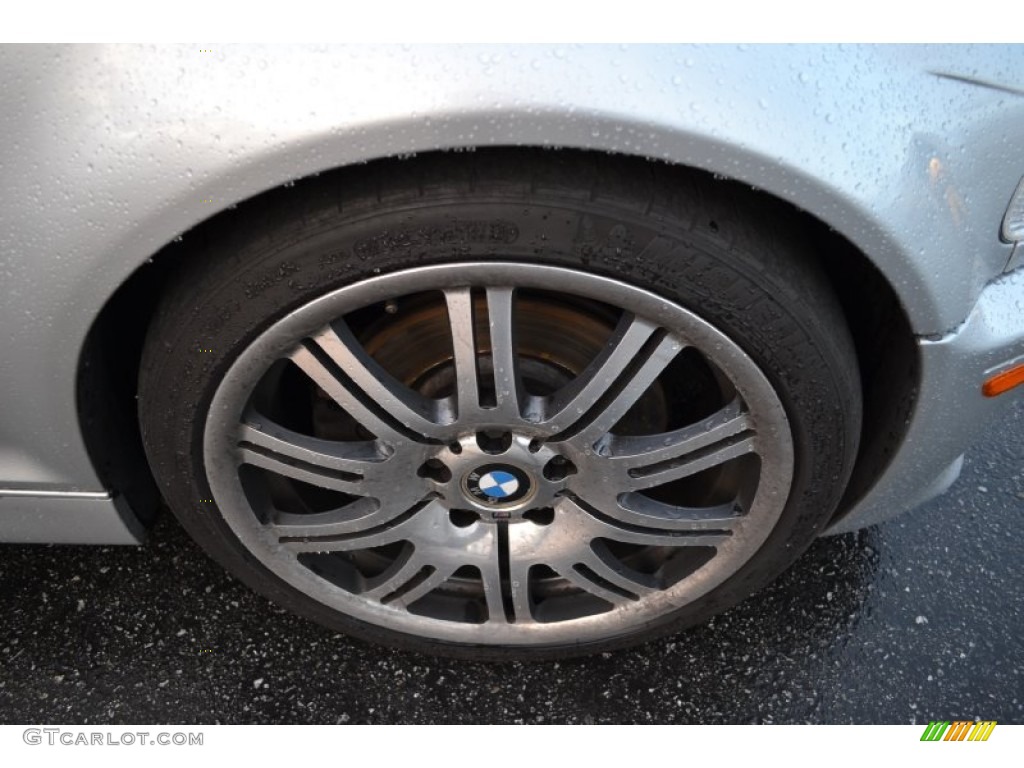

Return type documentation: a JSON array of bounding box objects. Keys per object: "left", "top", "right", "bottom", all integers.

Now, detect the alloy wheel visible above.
[{"left": 203, "top": 262, "right": 794, "bottom": 646}]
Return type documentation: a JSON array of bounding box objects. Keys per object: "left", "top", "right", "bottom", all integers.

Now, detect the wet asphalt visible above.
[{"left": 1, "top": 400, "right": 1021, "bottom": 725}]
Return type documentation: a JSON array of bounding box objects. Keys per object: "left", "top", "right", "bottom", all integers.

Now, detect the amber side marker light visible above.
[{"left": 983, "top": 363, "right": 1024, "bottom": 397}]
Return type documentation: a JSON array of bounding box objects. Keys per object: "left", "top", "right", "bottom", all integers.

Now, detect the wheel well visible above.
[{"left": 76, "top": 147, "right": 919, "bottom": 531}]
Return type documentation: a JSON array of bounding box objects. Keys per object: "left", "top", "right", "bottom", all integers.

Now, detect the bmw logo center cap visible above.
[{"left": 466, "top": 465, "right": 531, "bottom": 505}]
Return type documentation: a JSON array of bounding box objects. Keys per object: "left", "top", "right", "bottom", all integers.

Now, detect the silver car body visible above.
[{"left": 1, "top": 43, "right": 1023, "bottom": 543}]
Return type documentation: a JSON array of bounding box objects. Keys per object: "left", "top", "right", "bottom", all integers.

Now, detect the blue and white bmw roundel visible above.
[
  {"left": 478, "top": 470, "right": 520, "bottom": 499},
  {"left": 465, "top": 465, "right": 532, "bottom": 506}
]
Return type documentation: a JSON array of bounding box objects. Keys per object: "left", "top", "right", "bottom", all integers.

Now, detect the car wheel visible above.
[{"left": 139, "top": 152, "right": 861, "bottom": 659}]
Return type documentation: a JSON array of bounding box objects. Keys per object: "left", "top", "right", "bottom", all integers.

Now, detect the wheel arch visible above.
[{"left": 76, "top": 147, "right": 918, "bottom": 534}]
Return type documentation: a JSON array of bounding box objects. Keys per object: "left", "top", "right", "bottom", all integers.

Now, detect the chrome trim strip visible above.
[{"left": 0, "top": 488, "right": 111, "bottom": 499}]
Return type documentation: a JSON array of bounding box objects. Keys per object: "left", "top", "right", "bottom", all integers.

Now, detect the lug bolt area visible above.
[
  {"left": 523, "top": 507, "right": 555, "bottom": 526},
  {"left": 542, "top": 455, "right": 577, "bottom": 482},
  {"left": 475, "top": 430, "right": 513, "bottom": 455},
  {"left": 417, "top": 458, "right": 452, "bottom": 484},
  {"left": 448, "top": 508, "right": 479, "bottom": 528}
]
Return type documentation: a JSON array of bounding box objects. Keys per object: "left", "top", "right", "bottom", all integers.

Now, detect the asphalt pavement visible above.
[{"left": 1, "top": 399, "right": 1021, "bottom": 724}]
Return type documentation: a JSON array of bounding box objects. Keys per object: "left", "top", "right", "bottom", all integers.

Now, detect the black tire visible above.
[{"left": 139, "top": 150, "right": 861, "bottom": 660}]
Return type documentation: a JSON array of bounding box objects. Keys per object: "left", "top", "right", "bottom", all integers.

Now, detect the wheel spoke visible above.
[
  {"left": 271, "top": 497, "right": 383, "bottom": 539},
  {"left": 572, "top": 333, "right": 686, "bottom": 445},
  {"left": 613, "top": 493, "right": 745, "bottom": 532},
  {"left": 444, "top": 286, "right": 523, "bottom": 424},
  {"left": 444, "top": 287, "right": 482, "bottom": 418},
  {"left": 559, "top": 567, "right": 635, "bottom": 606},
  {"left": 531, "top": 313, "right": 661, "bottom": 433},
  {"left": 601, "top": 400, "right": 752, "bottom": 469},
  {"left": 557, "top": 496, "right": 734, "bottom": 548},
  {"left": 236, "top": 415, "right": 387, "bottom": 494},
  {"left": 289, "top": 344, "right": 406, "bottom": 443},
  {"left": 314, "top": 322, "right": 454, "bottom": 439},
  {"left": 361, "top": 547, "right": 424, "bottom": 601},
  {"left": 486, "top": 287, "right": 523, "bottom": 421},
  {"left": 598, "top": 400, "right": 758, "bottom": 491},
  {"left": 626, "top": 435, "right": 756, "bottom": 491},
  {"left": 237, "top": 445, "right": 362, "bottom": 495},
  {"left": 507, "top": 559, "right": 535, "bottom": 624},
  {"left": 358, "top": 549, "right": 454, "bottom": 607},
  {"left": 385, "top": 567, "right": 453, "bottom": 608},
  {"left": 276, "top": 498, "right": 444, "bottom": 553},
  {"left": 478, "top": 560, "right": 509, "bottom": 625},
  {"left": 574, "top": 544, "right": 658, "bottom": 598}
]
